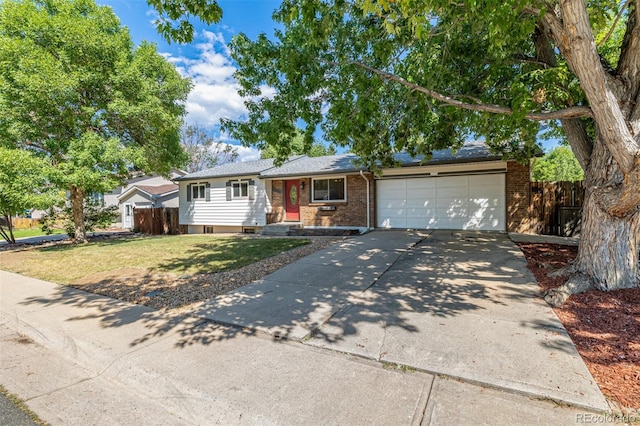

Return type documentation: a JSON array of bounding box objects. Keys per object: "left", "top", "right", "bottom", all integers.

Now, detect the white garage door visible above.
[{"left": 377, "top": 174, "right": 505, "bottom": 231}]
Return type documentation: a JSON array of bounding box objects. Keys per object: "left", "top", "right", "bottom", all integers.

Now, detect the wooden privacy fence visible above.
[
  {"left": 530, "top": 181, "right": 584, "bottom": 236},
  {"left": 11, "top": 218, "right": 40, "bottom": 229},
  {"left": 133, "top": 207, "right": 181, "bottom": 235}
]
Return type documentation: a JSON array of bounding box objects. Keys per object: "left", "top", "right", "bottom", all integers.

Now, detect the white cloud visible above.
[
  {"left": 163, "top": 30, "right": 272, "bottom": 164},
  {"left": 165, "top": 31, "right": 249, "bottom": 130},
  {"left": 233, "top": 145, "right": 262, "bottom": 162}
]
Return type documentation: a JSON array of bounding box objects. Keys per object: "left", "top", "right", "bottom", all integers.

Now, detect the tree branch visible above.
[
  {"left": 543, "top": 0, "right": 639, "bottom": 174},
  {"left": 617, "top": 3, "right": 640, "bottom": 122},
  {"left": 532, "top": 24, "right": 593, "bottom": 171},
  {"left": 342, "top": 60, "right": 593, "bottom": 121},
  {"left": 597, "top": 0, "right": 631, "bottom": 47},
  {"left": 560, "top": 118, "right": 592, "bottom": 170}
]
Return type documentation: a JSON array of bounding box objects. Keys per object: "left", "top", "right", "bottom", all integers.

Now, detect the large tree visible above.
[
  {"left": 0, "top": 0, "right": 191, "bottom": 242},
  {"left": 532, "top": 146, "right": 585, "bottom": 182},
  {"left": 0, "top": 147, "right": 61, "bottom": 243},
  {"left": 260, "top": 130, "right": 337, "bottom": 160},
  {"left": 220, "top": 0, "right": 640, "bottom": 305}
]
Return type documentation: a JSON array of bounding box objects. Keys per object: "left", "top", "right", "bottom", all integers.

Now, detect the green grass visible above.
[
  {"left": 0, "top": 235, "right": 309, "bottom": 284},
  {"left": 9, "top": 228, "right": 64, "bottom": 240}
]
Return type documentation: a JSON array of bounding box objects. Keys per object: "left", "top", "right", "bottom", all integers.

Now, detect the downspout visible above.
[{"left": 359, "top": 170, "right": 371, "bottom": 231}]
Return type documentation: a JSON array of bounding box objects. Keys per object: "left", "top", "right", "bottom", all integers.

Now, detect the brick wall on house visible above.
[
  {"left": 506, "top": 161, "right": 533, "bottom": 233},
  {"left": 269, "top": 174, "right": 375, "bottom": 228},
  {"left": 270, "top": 180, "right": 285, "bottom": 224}
]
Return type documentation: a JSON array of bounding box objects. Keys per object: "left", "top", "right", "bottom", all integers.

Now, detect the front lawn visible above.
[{"left": 0, "top": 235, "right": 309, "bottom": 284}]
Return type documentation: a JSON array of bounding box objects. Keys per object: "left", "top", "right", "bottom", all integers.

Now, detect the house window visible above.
[
  {"left": 312, "top": 177, "right": 346, "bottom": 202},
  {"left": 89, "top": 192, "right": 104, "bottom": 206},
  {"left": 191, "top": 184, "right": 206, "bottom": 200},
  {"left": 232, "top": 181, "right": 249, "bottom": 198}
]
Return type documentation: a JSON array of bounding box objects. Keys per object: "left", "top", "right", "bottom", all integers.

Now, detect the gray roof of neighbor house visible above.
[
  {"left": 393, "top": 141, "right": 502, "bottom": 166},
  {"left": 174, "top": 158, "right": 282, "bottom": 181},
  {"left": 135, "top": 184, "right": 178, "bottom": 196},
  {"left": 259, "top": 154, "right": 365, "bottom": 178},
  {"left": 117, "top": 184, "right": 179, "bottom": 200}
]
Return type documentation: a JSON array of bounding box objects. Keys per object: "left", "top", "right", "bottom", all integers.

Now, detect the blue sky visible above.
[
  {"left": 100, "top": 1, "right": 557, "bottom": 161},
  {"left": 100, "top": 0, "right": 283, "bottom": 161}
]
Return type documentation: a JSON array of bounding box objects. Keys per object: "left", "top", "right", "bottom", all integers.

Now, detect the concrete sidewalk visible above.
[
  {"left": 0, "top": 230, "right": 610, "bottom": 424},
  {"left": 1, "top": 271, "right": 430, "bottom": 425}
]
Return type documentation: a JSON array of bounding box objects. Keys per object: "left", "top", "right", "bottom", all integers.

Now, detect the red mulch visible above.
[{"left": 518, "top": 243, "right": 640, "bottom": 412}]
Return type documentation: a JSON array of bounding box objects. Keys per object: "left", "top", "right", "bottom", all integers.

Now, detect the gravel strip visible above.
[{"left": 73, "top": 236, "right": 344, "bottom": 311}]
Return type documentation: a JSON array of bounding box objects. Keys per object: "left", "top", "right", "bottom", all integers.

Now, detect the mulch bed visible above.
[{"left": 518, "top": 243, "right": 640, "bottom": 414}]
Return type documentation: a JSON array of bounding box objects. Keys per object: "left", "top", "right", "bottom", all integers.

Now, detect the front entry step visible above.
[{"left": 261, "top": 223, "right": 302, "bottom": 236}]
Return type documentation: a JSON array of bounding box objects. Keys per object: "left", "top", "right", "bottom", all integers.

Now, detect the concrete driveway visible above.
[{"left": 194, "top": 230, "right": 608, "bottom": 412}]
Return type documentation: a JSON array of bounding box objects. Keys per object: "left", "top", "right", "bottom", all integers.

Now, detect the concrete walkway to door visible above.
[{"left": 194, "top": 230, "right": 609, "bottom": 412}]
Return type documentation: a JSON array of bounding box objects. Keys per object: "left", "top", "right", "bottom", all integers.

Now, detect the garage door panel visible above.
[
  {"left": 436, "top": 175, "right": 467, "bottom": 187},
  {"left": 469, "top": 198, "right": 502, "bottom": 209},
  {"left": 469, "top": 185, "right": 503, "bottom": 197},
  {"left": 406, "top": 188, "right": 436, "bottom": 199},
  {"left": 380, "top": 179, "right": 406, "bottom": 190},
  {"left": 406, "top": 207, "right": 436, "bottom": 218},
  {"left": 407, "top": 178, "right": 435, "bottom": 188},
  {"left": 406, "top": 199, "right": 436, "bottom": 209},
  {"left": 379, "top": 199, "right": 407, "bottom": 209},
  {"left": 377, "top": 174, "right": 505, "bottom": 231},
  {"left": 378, "top": 214, "right": 406, "bottom": 228},
  {"left": 436, "top": 198, "right": 468, "bottom": 209}
]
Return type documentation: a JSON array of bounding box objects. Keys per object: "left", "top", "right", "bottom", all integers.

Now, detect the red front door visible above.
[{"left": 285, "top": 180, "right": 300, "bottom": 221}]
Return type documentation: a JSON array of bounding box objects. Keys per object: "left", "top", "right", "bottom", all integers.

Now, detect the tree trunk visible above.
[
  {"left": 69, "top": 185, "right": 87, "bottom": 243},
  {"left": 0, "top": 213, "right": 16, "bottom": 244},
  {"left": 545, "top": 140, "right": 640, "bottom": 306},
  {"left": 577, "top": 189, "right": 640, "bottom": 288}
]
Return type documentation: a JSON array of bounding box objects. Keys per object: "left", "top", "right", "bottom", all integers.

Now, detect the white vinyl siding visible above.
[
  {"left": 377, "top": 174, "right": 505, "bottom": 231},
  {"left": 179, "top": 177, "right": 268, "bottom": 227}
]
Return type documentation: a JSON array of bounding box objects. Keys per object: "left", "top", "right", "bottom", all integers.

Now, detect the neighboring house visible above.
[
  {"left": 104, "top": 170, "right": 186, "bottom": 229},
  {"left": 176, "top": 141, "right": 534, "bottom": 234}
]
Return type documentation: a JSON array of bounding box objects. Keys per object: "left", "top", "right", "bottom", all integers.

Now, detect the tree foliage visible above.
[
  {"left": 260, "top": 130, "right": 336, "bottom": 160},
  {"left": 40, "top": 197, "right": 118, "bottom": 238},
  {"left": 0, "top": 147, "right": 61, "bottom": 243},
  {"left": 148, "top": 0, "right": 222, "bottom": 43},
  {"left": 221, "top": 0, "right": 640, "bottom": 300},
  {"left": 0, "top": 0, "right": 192, "bottom": 242},
  {"left": 181, "top": 124, "right": 239, "bottom": 172},
  {"left": 532, "top": 146, "right": 585, "bottom": 182}
]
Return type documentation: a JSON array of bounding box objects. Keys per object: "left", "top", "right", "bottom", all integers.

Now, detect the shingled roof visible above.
[
  {"left": 393, "top": 141, "right": 502, "bottom": 166},
  {"left": 259, "top": 154, "right": 364, "bottom": 178},
  {"left": 174, "top": 158, "right": 283, "bottom": 181},
  {"left": 175, "top": 141, "right": 509, "bottom": 181},
  {"left": 117, "top": 183, "right": 178, "bottom": 200}
]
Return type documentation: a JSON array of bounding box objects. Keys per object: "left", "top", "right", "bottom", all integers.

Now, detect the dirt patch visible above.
[{"left": 518, "top": 242, "right": 640, "bottom": 414}]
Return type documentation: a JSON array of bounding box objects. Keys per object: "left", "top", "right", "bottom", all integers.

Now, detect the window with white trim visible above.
[
  {"left": 312, "top": 177, "right": 346, "bottom": 202},
  {"left": 191, "top": 183, "right": 206, "bottom": 200},
  {"left": 232, "top": 181, "right": 249, "bottom": 198}
]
